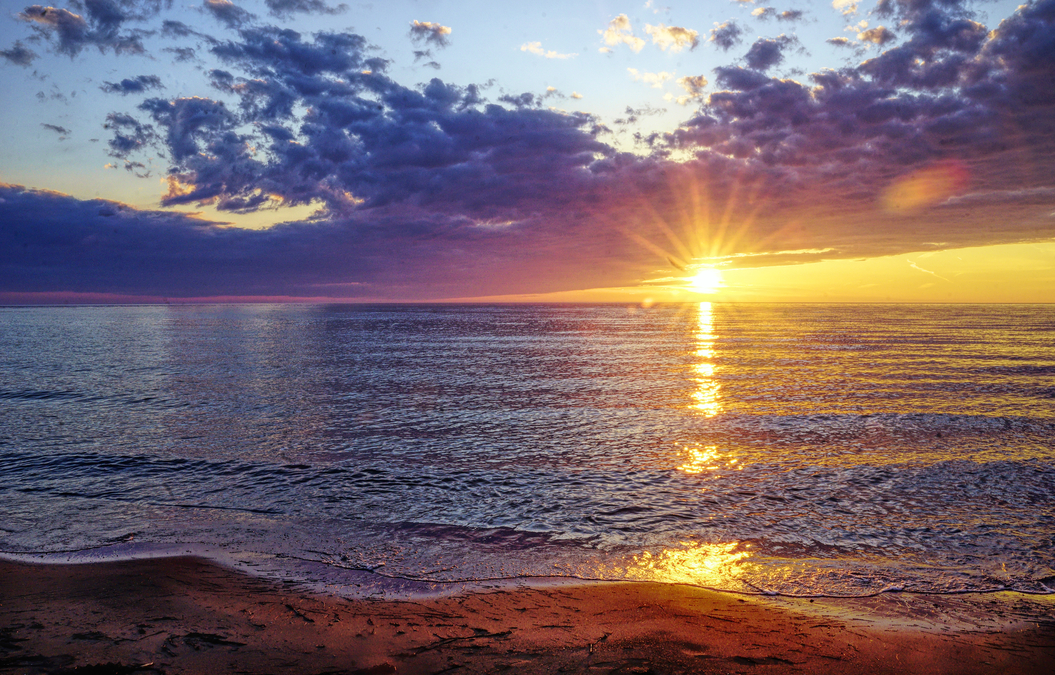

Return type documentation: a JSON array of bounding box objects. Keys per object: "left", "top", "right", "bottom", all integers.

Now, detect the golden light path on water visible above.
[
  {"left": 691, "top": 302, "right": 721, "bottom": 417},
  {"left": 618, "top": 302, "right": 753, "bottom": 589}
]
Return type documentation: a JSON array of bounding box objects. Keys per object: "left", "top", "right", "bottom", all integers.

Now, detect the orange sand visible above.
[{"left": 1, "top": 557, "right": 1052, "bottom": 674}]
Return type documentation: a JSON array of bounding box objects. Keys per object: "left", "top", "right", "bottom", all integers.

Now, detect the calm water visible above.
[{"left": 1, "top": 303, "right": 1053, "bottom": 597}]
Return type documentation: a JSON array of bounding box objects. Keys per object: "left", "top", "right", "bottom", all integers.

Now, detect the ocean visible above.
[{"left": 1, "top": 303, "right": 1053, "bottom": 598}]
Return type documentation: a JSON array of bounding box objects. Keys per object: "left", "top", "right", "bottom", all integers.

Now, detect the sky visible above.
[{"left": 0, "top": 0, "right": 1053, "bottom": 303}]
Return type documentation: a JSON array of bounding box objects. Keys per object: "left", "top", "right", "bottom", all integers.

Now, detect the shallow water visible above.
[{"left": 1, "top": 303, "right": 1053, "bottom": 596}]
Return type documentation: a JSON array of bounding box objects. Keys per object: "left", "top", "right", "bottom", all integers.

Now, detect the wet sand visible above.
[{"left": 1, "top": 557, "right": 1053, "bottom": 674}]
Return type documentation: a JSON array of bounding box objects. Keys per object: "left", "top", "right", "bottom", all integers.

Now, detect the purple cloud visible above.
[
  {"left": 104, "top": 111, "right": 156, "bottom": 159},
  {"left": 0, "top": 40, "right": 38, "bottom": 66},
  {"left": 101, "top": 74, "right": 164, "bottom": 95},
  {"left": 40, "top": 123, "right": 70, "bottom": 135},
  {"left": 265, "top": 0, "right": 347, "bottom": 18},
  {"left": 17, "top": 1, "right": 163, "bottom": 56},
  {"left": 204, "top": 0, "right": 256, "bottom": 29},
  {"left": 744, "top": 35, "right": 796, "bottom": 71},
  {"left": 709, "top": 21, "right": 743, "bottom": 51}
]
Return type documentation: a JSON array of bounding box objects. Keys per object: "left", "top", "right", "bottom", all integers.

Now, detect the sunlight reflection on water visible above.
[
  {"left": 691, "top": 302, "right": 721, "bottom": 416},
  {"left": 677, "top": 444, "right": 742, "bottom": 474},
  {"left": 624, "top": 541, "right": 753, "bottom": 588}
]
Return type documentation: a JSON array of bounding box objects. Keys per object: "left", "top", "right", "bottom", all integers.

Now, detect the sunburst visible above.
[{"left": 688, "top": 267, "right": 723, "bottom": 294}]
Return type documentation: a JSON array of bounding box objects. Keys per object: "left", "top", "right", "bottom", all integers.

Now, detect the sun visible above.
[{"left": 688, "top": 267, "right": 723, "bottom": 294}]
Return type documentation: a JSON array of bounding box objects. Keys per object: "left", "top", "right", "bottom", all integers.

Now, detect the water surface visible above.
[{"left": 1, "top": 303, "right": 1053, "bottom": 596}]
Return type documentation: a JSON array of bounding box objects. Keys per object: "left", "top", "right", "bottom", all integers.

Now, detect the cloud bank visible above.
[{"left": 1, "top": 0, "right": 1054, "bottom": 300}]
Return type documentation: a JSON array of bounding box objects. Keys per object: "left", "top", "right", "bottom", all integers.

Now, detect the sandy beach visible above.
[{"left": 1, "top": 557, "right": 1052, "bottom": 674}]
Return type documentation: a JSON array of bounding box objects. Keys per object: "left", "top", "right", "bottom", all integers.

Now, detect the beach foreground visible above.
[{"left": 1, "top": 558, "right": 1052, "bottom": 675}]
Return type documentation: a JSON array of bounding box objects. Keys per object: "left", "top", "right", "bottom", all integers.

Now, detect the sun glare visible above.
[{"left": 689, "top": 267, "right": 723, "bottom": 294}]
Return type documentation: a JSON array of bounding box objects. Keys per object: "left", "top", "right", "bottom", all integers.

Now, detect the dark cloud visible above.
[
  {"left": 497, "top": 92, "right": 537, "bottom": 108},
  {"left": 104, "top": 111, "right": 155, "bottom": 159},
  {"left": 827, "top": 37, "right": 854, "bottom": 47},
  {"left": 409, "top": 20, "right": 452, "bottom": 48},
  {"left": 0, "top": 181, "right": 650, "bottom": 300},
  {"left": 667, "top": 0, "right": 1055, "bottom": 236},
  {"left": 98, "top": 25, "right": 614, "bottom": 222},
  {"left": 41, "top": 123, "right": 70, "bottom": 135},
  {"left": 709, "top": 21, "right": 743, "bottom": 51},
  {"left": 977, "top": 0, "right": 1055, "bottom": 106},
  {"left": 413, "top": 49, "right": 441, "bottom": 69},
  {"left": 165, "top": 46, "right": 197, "bottom": 61},
  {"left": 161, "top": 20, "right": 212, "bottom": 40},
  {"left": 139, "top": 96, "right": 236, "bottom": 162},
  {"left": 204, "top": 0, "right": 256, "bottom": 29},
  {"left": 1, "top": 41, "right": 39, "bottom": 66},
  {"left": 744, "top": 35, "right": 795, "bottom": 71},
  {"left": 265, "top": 0, "right": 347, "bottom": 18},
  {"left": 17, "top": 1, "right": 157, "bottom": 56},
  {"left": 101, "top": 74, "right": 164, "bottom": 95},
  {"left": 858, "top": 0, "right": 987, "bottom": 89}
]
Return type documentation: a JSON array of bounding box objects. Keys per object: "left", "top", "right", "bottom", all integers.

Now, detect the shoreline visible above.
[{"left": 2, "top": 557, "right": 1053, "bottom": 674}]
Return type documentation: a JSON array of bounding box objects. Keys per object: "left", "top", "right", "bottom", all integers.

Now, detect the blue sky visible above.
[{"left": 1, "top": 1, "right": 1053, "bottom": 301}]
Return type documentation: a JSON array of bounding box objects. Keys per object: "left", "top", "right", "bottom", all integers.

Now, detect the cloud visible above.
[
  {"left": 675, "top": 74, "right": 708, "bottom": 105},
  {"left": 101, "top": 75, "right": 164, "bottom": 95},
  {"left": 709, "top": 21, "right": 743, "bottom": 51},
  {"left": 265, "top": 0, "right": 347, "bottom": 18},
  {"left": 204, "top": 0, "right": 256, "bottom": 29},
  {"left": 161, "top": 20, "right": 206, "bottom": 39},
  {"left": 409, "top": 21, "right": 452, "bottom": 48},
  {"left": 498, "top": 92, "right": 537, "bottom": 108},
  {"left": 628, "top": 68, "right": 674, "bottom": 89},
  {"left": 165, "top": 46, "right": 197, "bottom": 62},
  {"left": 833, "top": 0, "right": 859, "bottom": 16},
  {"left": 601, "top": 14, "right": 646, "bottom": 52},
  {"left": 778, "top": 10, "right": 805, "bottom": 22},
  {"left": 103, "top": 112, "right": 155, "bottom": 159},
  {"left": 520, "top": 42, "right": 577, "bottom": 59},
  {"left": 644, "top": 24, "right": 699, "bottom": 52},
  {"left": 666, "top": 0, "right": 1055, "bottom": 243},
  {"left": 752, "top": 7, "right": 776, "bottom": 20},
  {"left": 858, "top": 26, "right": 896, "bottom": 46},
  {"left": 744, "top": 35, "right": 795, "bottom": 71},
  {"left": 941, "top": 187, "right": 1055, "bottom": 207},
  {"left": 827, "top": 37, "right": 853, "bottom": 47},
  {"left": 17, "top": 3, "right": 150, "bottom": 56},
  {"left": 857, "top": 2, "right": 987, "bottom": 90},
  {"left": 6, "top": 0, "right": 1055, "bottom": 302},
  {"left": 40, "top": 123, "right": 70, "bottom": 135},
  {"left": 0, "top": 41, "right": 38, "bottom": 66},
  {"left": 100, "top": 25, "right": 615, "bottom": 225}
]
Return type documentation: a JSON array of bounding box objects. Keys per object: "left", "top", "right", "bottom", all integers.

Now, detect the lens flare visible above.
[{"left": 882, "top": 160, "right": 969, "bottom": 213}]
